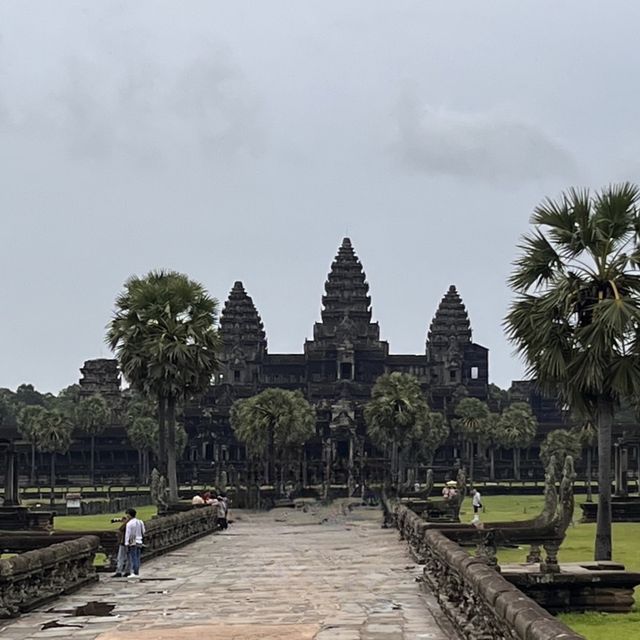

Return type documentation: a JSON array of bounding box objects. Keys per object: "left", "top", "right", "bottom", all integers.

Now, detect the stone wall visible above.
[
  {"left": 0, "top": 535, "right": 99, "bottom": 618},
  {"left": 99, "top": 504, "right": 219, "bottom": 570},
  {"left": 383, "top": 498, "right": 584, "bottom": 640}
]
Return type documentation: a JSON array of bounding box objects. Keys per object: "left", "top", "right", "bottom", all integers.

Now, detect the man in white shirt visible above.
[
  {"left": 471, "top": 489, "right": 483, "bottom": 514},
  {"left": 124, "top": 508, "right": 146, "bottom": 578}
]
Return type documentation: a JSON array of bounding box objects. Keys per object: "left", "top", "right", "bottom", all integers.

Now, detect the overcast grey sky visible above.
[{"left": 2, "top": 1, "right": 639, "bottom": 393}]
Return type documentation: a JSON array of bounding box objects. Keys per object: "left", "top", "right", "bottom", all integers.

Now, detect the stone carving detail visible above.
[
  {"left": 383, "top": 496, "right": 584, "bottom": 640},
  {"left": 0, "top": 536, "right": 99, "bottom": 618},
  {"left": 150, "top": 468, "right": 169, "bottom": 511},
  {"left": 424, "top": 468, "right": 434, "bottom": 497}
]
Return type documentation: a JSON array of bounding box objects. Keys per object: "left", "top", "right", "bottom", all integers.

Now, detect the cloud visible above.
[
  {"left": 0, "top": 38, "right": 262, "bottom": 165},
  {"left": 393, "top": 98, "right": 577, "bottom": 184}
]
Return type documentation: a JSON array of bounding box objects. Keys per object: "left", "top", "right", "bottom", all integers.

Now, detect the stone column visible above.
[{"left": 3, "top": 444, "right": 20, "bottom": 506}]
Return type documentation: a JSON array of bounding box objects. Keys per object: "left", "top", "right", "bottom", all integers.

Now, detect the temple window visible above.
[
  {"left": 234, "top": 370, "right": 241, "bottom": 382},
  {"left": 449, "top": 370, "right": 457, "bottom": 381},
  {"left": 471, "top": 366, "right": 479, "bottom": 380},
  {"left": 339, "top": 362, "right": 353, "bottom": 380}
]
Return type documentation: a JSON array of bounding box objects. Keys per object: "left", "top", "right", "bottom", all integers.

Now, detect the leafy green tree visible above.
[
  {"left": 231, "top": 388, "right": 316, "bottom": 488},
  {"left": 75, "top": 394, "right": 110, "bottom": 484},
  {"left": 453, "top": 398, "right": 490, "bottom": 482},
  {"left": 17, "top": 405, "right": 46, "bottom": 484},
  {"left": 497, "top": 402, "right": 538, "bottom": 480},
  {"left": 541, "top": 429, "right": 581, "bottom": 476},
  {"left": 36, "top": 409, "right": 74, "bottom": 506},
  {"left": 573, "top": 420, "right": 598, "bottom": 502},
  {"left": 364, "top": 372, "right": 431, "bottom": 487},
  {"left": 419, "top": 411, "right": 449, "bottom": 462},
  {"left": 107, "top": 270, "right": 220, "bottom": 501},
  {"left": 15, "top": 383, "right": 49, "bottom": 407},
  {"left": 505, "top": 183, "right": 640, "bottom": 560}
]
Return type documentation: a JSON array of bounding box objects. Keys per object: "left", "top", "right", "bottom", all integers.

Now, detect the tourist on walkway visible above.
[
  {"left": 125, "top": 508, "right": 146, "bottom": 578},
  {"left": 442, "top": 480, "right": 457, "bottom": 500},
  {"left": 217, "top": 493, "right": 228, "bottom": 530},
  {"left": 471, "top": 488, "right": 483, "bottom": 514},
  {"left": 112, "top": 513, "right": 131, "bottom": 578}
]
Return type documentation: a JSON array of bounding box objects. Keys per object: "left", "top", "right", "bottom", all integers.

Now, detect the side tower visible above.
[
  {"left": 426, "top": 285, "right": 488, "bottom": 409},
  {"left": 79, "top": 359, "right": 121, "bottom": 400},
  {"left": 218, "top": 281, "right": 267, "bottom": 388}
]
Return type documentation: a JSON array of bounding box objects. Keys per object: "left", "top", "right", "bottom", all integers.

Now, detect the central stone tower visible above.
[{"left": 304, "top": 238, "right": 388, "bottom": 401}]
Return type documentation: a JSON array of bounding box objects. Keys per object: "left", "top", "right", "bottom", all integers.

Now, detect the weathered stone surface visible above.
[
  {"left": 0, "top": 504, "right": 457, "bottom": 640},
  {"left": 385, "top": 497, "right": 585, "bottom": 640}
]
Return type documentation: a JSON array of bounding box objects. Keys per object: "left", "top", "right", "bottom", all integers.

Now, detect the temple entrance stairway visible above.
[{"left": 0, "top": 501, "right": 458, "bottom": 640}]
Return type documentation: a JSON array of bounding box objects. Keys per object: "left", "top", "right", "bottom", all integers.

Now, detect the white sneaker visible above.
[{"left": 126, "top": 574, "right": 139, "bottom": 579}]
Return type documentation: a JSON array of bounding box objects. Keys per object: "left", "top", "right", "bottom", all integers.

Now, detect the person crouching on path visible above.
[
  {"left": 125, "top": 508, "right": 145, "bottom": 578},
  {"left": 113, "top": 513, "right": 131, "bottom": 577}
]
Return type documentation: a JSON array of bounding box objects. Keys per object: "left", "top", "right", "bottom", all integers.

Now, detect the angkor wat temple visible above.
[{"left": 53, "top": 237, "right": 564, "bottom": 485}]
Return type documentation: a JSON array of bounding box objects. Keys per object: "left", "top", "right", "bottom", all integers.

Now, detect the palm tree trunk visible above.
[
  {"left": 595, "top": 400, "right": 613, "bottom": 561},
  {"left": 513, "top": 449, "right": 520, "bottom": 481},
  {"left": 166, "top": 395, "right": 178, "bottom": 502},
  {"left": 586, "top": 447, "right": 593, "bottom": 502},
  {"left": 391, "top": 440, "right": 399, "bottom": 488},
  {"left": 90, "top": 434, "right": 96, "bottom": 485},
  {"left": 489, "top": 447, "right": 495, "bottom": 481},
  {"left": 267, "top": 424, "right": 275, "bottom": 487},
  {"left": 30, "top": 443, "right": 36, "bottom": 486},
  {"left": 157, "top": 394, "right": 167, "bottom": 475},
  {"left": 49, "top": 453, "right": 56, "bottom": 508},
  {"left": 469, "top": 442, "right": 475, "bottom": 483}
]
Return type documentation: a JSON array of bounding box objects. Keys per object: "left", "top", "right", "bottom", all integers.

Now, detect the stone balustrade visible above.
[
  {"left": 0, "top": 535, "right": 99, "bottom": 618},
  {"left": 99, "top": 504, "right": 219, "bottom": 570},
  {"left": 383, "top": 497, "right": 585, "bottom": 640}
]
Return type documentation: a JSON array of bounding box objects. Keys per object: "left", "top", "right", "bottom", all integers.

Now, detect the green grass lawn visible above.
[
  {"left": 464, "top": 494, "right": 640, "bottom": 640},
  {"left": 53, "top": 505, "right": 157, "bottom": 532}
]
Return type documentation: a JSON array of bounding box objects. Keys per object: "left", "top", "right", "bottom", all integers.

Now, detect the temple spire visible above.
[
  {"left": 320, "top": 237, "right": 372, "bottom": 328},
  {"left": 219, "top": 281, "right": 267, "bottom": 354},
  {"left": 426, "top": 285, "right": 472, "bottom": 361}
]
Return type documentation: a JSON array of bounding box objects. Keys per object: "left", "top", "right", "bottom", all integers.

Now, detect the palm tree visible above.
[
  {"left": 364, "top": 372, "right": 430, "bottom": 488},
  {"left": 107, "top": 270, "right": 220, "bottom": 502},
  {"left": 573, "top": 420, "right": 598, "bottom": 502},
  {"left": 75, "top": 394, "right": 110, "bottom": 484},
  {"left": 506, "top": 183, "right": 640, "bottom": 560},
  {"left": 541, "top": 429, "right": 581, "bottom": 476},
  {"left": 453, "top": 398, "right": 490, "bottom": 482},
  {"left": 497, "top": 402, "right": 538, "bottom": 481},
  {"left": 484, "top": 412, "right": 502, "bottom": 481},
  {"left": 36, "top": 409, "right": 74, "bottom": 507},
  {"left": 231, "top": 388, "right": 316, "bottom": 490},
  {"left": 127, "top": 416, "right": 157, "bottom": 483},
  {"left": 17, "top": 405, "right": 46, "bottom": 485}
]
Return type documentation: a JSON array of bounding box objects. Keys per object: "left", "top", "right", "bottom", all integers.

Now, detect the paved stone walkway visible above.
[{"left": 1, "top": 503, "right": 457, "bottom": 640}]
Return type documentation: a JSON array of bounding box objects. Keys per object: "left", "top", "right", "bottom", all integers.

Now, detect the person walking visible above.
[
  {"left": 216, "top": 493, "right": 228, "bottom": 530},
  {"left": 471, "top": 488, "right": 483, "bottom": 514},
  {"left": 124, "top": 508, "right": 145, "bottom": 578},
  {"left": 112, "top": 513, "right": 131, "bottom": 578}
]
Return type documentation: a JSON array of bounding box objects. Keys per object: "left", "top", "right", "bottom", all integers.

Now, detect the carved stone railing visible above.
[
  {"left": 0, "top": 535, "right": 98, "bottom": 618},
  {"left": 382, "top": 496, "right": 585, "bottom": 640},
  {"left": 0, "top": 506, "right": 220, "bottom": 573},
  {"left": 401, "top": 455, "right": 576, "bottom": 573}
]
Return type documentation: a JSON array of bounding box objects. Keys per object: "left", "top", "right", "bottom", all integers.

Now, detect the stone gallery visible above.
[{"left": 59, "top": 237, "right": 562, "bottom": 485}]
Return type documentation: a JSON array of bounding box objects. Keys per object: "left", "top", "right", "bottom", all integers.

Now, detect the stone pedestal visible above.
[
  {"left": 502, "top": 561, "right": 640, "bottom": 613},
  {"left": 0, "top": 506, "right": 54, "bottom": 531},
  {"left": 580, "top": 497, "right": 640, "bottom": 522}
]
